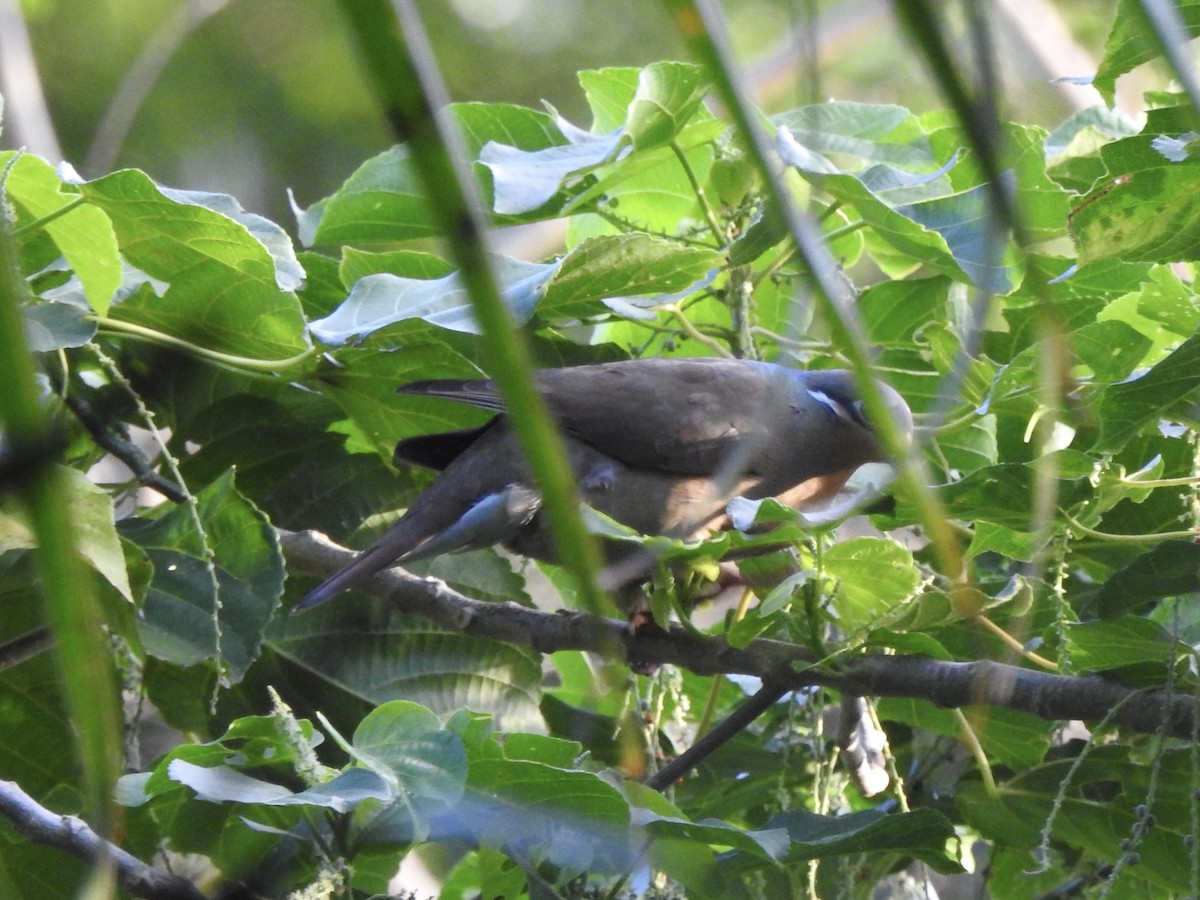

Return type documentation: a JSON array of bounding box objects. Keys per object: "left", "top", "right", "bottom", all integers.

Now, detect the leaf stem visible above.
[
  {"left": 748, "top": 325, "right": 832, "bottom": 355},
  {"left": 92, "top": 315, "right": 318, "bottom": 374},
  {"left": 972, "top": 614, "right": 1058, "bottom": 671},
  {"left": 953, "top": 707, "right": 998, "bottom": 797},
  {"left": 664, "top": 303, "right": 734, "bottom": 357},
  {"left": 822, "top": 218, "right": 867, "bottom": 243},
  {"left": 670, "top": 141, "right": 726, "bottom": 246},
  {"left": 1061, "top": 507, "right": 1199, "bottom": 544},
  {"left": 1116, "top": 475, "right": 1200, "bottom": 489},
  {"left": 12, "top": 197, "right": 88, "bottom": 238}
]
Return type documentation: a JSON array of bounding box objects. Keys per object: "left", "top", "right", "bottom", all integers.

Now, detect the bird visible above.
[{"left": 292, "top": 358, "right": 913, "bottom": 614}]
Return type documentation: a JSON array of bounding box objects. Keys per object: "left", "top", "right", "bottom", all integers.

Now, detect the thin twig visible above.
[
  {"left": 0, "top": 626, "right": 54, "bottom": 672},
  {"left": 645, "top": 680, "right": 789, "bottom": 790},
  {"left": 63, "top": 392, "right": 188, "bottom": 503}
]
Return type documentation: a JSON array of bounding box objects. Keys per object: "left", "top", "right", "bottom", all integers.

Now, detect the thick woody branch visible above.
[
  {"left": 0, "top": 780, "right": 205, "bottom": 900},
  {"left": 280, "top": 529, "right": 1199, "bottom": 740}
]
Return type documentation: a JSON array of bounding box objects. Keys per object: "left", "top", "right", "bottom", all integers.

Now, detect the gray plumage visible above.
[{"left": 293, "top": 359, "right": 912, "bottom": 613}]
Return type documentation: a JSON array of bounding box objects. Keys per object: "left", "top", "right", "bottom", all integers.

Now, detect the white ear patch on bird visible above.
[{"left": 806, "top": 388, "right": 859, "bottom": 426}]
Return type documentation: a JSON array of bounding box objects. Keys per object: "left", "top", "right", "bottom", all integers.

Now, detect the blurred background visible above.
[{"left": 2, "top": 0, "right": 1132, "bottom": 233}]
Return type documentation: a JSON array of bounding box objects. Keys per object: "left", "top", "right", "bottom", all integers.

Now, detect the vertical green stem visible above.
[
  {"left": 0, "top": 192, "right": 123, "bottom": 845},
  {"left": 333, "top": 0, "right": 606, "bottom": 615},
  {"left": 660, "top": 0, "right": 964, "bottom": 593}
]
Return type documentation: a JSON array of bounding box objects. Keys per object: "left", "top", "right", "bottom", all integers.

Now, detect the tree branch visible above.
[
  {"left": 645, "top": 680, "right": 790, "bottom": 790},
  {"left": 0, "top": 780, "right": 205, "bottom": 900},
  {"left": 62, "top": 392, "right": 188, "bottom": 503},
  {"left": 280, "top": 529, "right": 1199, "bottom": 740}
]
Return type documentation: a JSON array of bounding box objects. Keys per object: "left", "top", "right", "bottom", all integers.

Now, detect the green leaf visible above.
[
  {"left": 81, "top": 169, "right": 309, "bottom": 360},
  {"left": 1093, "top": 0, "right": 1200, "bottom": 104},
  {"left": 0, "top": 466, "right": 133, "bottom": 603},
  {"left": 1071, "top": 109, "right": 1200, "bottom": 265},
  {"left": 269, "top": 604, "right": 544, "bottom": 731},
  {"left": 959, "top": 751, "right": 1195, "bottom": 895},
  {"left": 1087, "top": 540, "right": 1200, "bottom": 617},
  {"left": 859, "top": 276, "right": 950, "bottom": 344},
  {"left": 539, "top": 233, "right": 720, "bottom": 320},
  {"left": 938, "top": 414, "right": 999, "bottom": 473},
  {"left": 481, "top": 123, "right": 623, "bottom": 217},
  {"left": 772, "top": 102, "right": 939, "bottom": 171},
  {"left": 2, "top": 152, "right": 121, "bottom": 315},
  {"left": 352, "top": 700, "right": 468, "bottom": 805},
  {"left": 174, "top": 393, "right": 418, "bottom": 539},
  {"left": 21, "top": 294, "right": 96, "bottom": 351},
  {"left": 467, "top": 758, "right": 632, "bottom": 872},
  {"left": 566, "top": 122, "right": 721, "bottom": 235},
  {"left": 865, "top": 628, "right": 951, "bottom": 660},
  {"left": 1129, "top": 264, "right": 1200, "bottom": 336},
  {"left": 923, "top": 454, "right": 1095, "bottom": 529},
  {"left": 639, "top": 811, "right": 787, "bottom": 862},
  {"left": 1063, "top": 616, "right": 1183, "bottom": 670},
  {"left": 777, "top": 126, "right": 1021, "bottom": 293},
  {"left": 310, "top": 255, "right": 557, "bottom": 343},
  {"left": 878, "top": 699, "right": 1051, "bottom": 770},
  {"left": 624, "top": 61, "right": 711, "bottom": 150},
  {"left": 452, "top": 102, "right": 565, "bottom": 159},
  {"left": 338, "top": 247, "right": 452, "bottom": 286},
  {"left": 0, "top": 619, "right": 80, "bottom": 810},
  {"left": 1071, "top": 320, "right": 1152, "bottom": 382},
  {"left": 296, "top": 145, "right": 438, "bottom": 246},
  {"left": 316, "top": 336, "right": 484, "bottom": 455},
  {"left": 1092, "top": 331, "right": 1200, "bottom": 452},
  {"left": 736, "top": 808, "right": 961, "bottom": 874},
  {"left": 1095, "top": 264, "right": 1200, "bottom": 367},
  {"left": 579, "top": 66, "right": 644, "bottom": 132},
  {"left": 439, "top": 848, "right": 528, "bottom": 900},
  {"left": 965, "top": 521, "right": 1047, "bottom": 563},
  {"left": 501, "top": 733, "right": 582, "bottom": 768},
  {"left": 120, "top": 470, "right": 283, "bottom": 682},
  {"left": 824, "top": 537, "right": 923, "bottom": 634}
]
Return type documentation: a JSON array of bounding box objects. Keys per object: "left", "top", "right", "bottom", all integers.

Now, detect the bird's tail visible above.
[{"left": 290, "top": 537, "right": 410, "bottom": 614}]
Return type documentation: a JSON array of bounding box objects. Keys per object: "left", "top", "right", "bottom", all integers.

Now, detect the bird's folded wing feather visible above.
[{"left": 399, "top": 359, "right": 795, "bottom": 477}]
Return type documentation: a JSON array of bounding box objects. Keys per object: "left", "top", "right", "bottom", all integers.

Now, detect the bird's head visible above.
[{"left": 799, "top": 369, "right": 914, "bottom": 464}]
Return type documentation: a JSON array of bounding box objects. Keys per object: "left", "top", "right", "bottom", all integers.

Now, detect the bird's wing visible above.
[
  {"left": 393, "top": 424, "right": 493, "bottom": 471},
  {"left": 399, "top": 359, "right": 799, "bottom": 477}
]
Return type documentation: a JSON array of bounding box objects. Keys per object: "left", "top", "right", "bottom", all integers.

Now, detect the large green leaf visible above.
[
  {"left": 310, "top": 255, "right": 557, "bottom": 343},
  {"left": 959, "top": 748, "right": 1197, "bottom": 895},
  {"left": 1093, "top": 0, "right": 1200, "bottom": 103},
  {"left": 466, "top": 757, "right": 632, "bottom": 872},
  {"left": 1071, "top": 107, "right": 1200, "bottom": 265},
  {"left": 721, "top": 808, "right": 961, "bottom": 874},
  {"left": 824, "top": 537, "right": 923, "bottom": 635},
  {"left": 119, "top": 471, "right": 283, "bottom": 682},
  {"left": 316, "top": 335, "right": 484, "bottom": 456},
  {"left": 777, "top": 124, "right": 1020, "bottom": 293},
  {"left": 1062, "top": 616, "right": 1184, "bottom": 671},
  {"left": 81, "top": 169, "right": 309, "bottom": 360},
  {"left": 352, "top": 700, "right": 468, "bottom": 806},
  {"left": 0, "top": 467, "right": 132, "bottom": 603},
  {"left": 2, "top": 152, "right": 121, "bottom": 315},
  {"left": 539, "top": 233, "right": 720, "bottom": 320},
  {"left": 1092, "top": 331, "right": 1200, "bottom": 452},
  {"left": 269, "top": 603, "right": 544, "bottom": 731}
]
